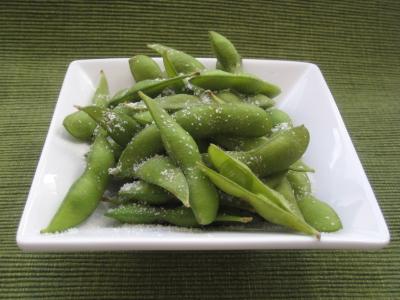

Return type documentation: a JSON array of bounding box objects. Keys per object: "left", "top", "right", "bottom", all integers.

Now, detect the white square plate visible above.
[{"left": 17, "top": 58, "right": 390, "bottom": 251}]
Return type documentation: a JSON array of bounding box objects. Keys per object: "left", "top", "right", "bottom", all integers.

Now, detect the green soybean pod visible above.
[
  {"left": 105, "top": 203, "right": 252, "bottom": 227},
  {"left": 134, "top": 155, "right": 190, "bottom": 207},
  {"left": 297, "top": 195, "right": 342, "bottom": 232},
  {"left": 139, "top": 91, "right": 219, "bottom": 225},
  {"left": 63, "top": 71, "right": 109, "bottom": 141},
  {"left": 41, "top": 134, "right": 115, "bottom": 233},
  {"left": 190, "top": 70, "right": 281, "bottom": 98},
  {"left": 286, "top": 170, "right": 312, "bottom": 198},
  {"left": 119, "top": 181, "right": 175, "bottom": 205},
  {"left": 275, "top": 177, "right": 304, "bottom": 220},
  {"left": 132, "top": 111, "right": 154, "bottom": 125},
  {"left": 127, "top": 94, "right": 201, "bottom": 112},
  {"left": 262, "top": 171, "right": 288, "bottom": 189},
  {"left": 289, "top": 160, "right": 315, "bottom": 173},
  {"left": 266, "top": 108, "right": 293, "bottom": 128},
  {"left": 148, "top": 43, "right": 205, "bottom": 73},
  {"left": 233, "top": 126, "right": 310, "bottom": 177},
  {"left": 129, "top": 55, "right": 163, "bottom": 82},
  {"left": 115, "top": 104, "right": 272, "bottom": 178},
  {"left": 209, "top": 31, "right": 242, "bottom": 73},
  {"left": 212, "top": 136, "right": 269, "bottom": 151},
  {"left": 80, "top": 106, "right": 142, "bottom": 147},
  {"left": 215, "top": 90, "right": 242, "bottom": 103},
  {"left": 109, "top": 73, "right": 192, "bottom": 106},
  {"left": 197, "top": 163, "right": 319, "bottom": 237},
  {"left": 246, "top": 94, "right": 275, "bottom": 108}
]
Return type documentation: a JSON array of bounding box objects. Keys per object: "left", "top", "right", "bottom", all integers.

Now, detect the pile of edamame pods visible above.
[{"left": 42, "top": 31, "right": 342, "bottom": 238}]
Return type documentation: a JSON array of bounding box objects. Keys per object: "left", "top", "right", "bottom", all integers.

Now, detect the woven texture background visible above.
[{"left": 1, "top": 1, "right": 399, "bottom": 298}]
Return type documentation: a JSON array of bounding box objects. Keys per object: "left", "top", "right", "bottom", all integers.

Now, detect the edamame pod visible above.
[
  {"left": 232, "top": 126, "right": 310, "bottom": 177},
  {"left": 286, "top": 170, "right": 312, "bottom": 198},
  {"left": 80, "top": 106, "right": 142, "bottom": 146},
  {"left": 106, "top": 203, "right": 252, "bottom": 227},
  {"left": 297, "top": 195, "right": 342, "bottom": 232},
  {"left": 140, "top": 92, "right": 219, "bottom": 225},
  {"left": 148, "top": 43, "right": 205, "bottom": 73},
  {"left": 215, "top": 90, "right": 242, "bottom": 103},
  {"left": 209, "top": 31, "right": 242, "bottom": 73},
  {"left": 134, "top": 155, "right": 190, "bottom": 207},
  {"left": 207, "top": 144, "right": 298, "bottom": 216},
  {"left": 266, "top": 108, "right": 293, "bottom": 128},
  {"left": 63, "top": 71, "right": 109, "bottom": 141},
  {"left": 42, "top": 134, "right": 115, "bottom": 233},
  {"left": 119, "top": 181, "right": 175, "bottom": 205},
  {"left": 289, "top": 160, "right": 315, "bottom": 173},
  {"left": 129, "top": 55, "right": 163, "bottom": 82},
  {"left": 132, "top": 111, "right": 154, "bottom": 125},
  {"left": 190, "top": 70, "right": 281, "bottom": 98},
  {"left": 116, "top": 103, "right": 272, "bottom": 178},
  {"left": 212, "top": 136, "right": 269, "bottom": 151},
  {"left": 197, "top": 163, "right": 319, "bottom": 237},
  {"left": 275, "top": 177, "right": 304, "bottom": 220},
  {"left": 109, "top": 73, "right": 192, "bottom": 106},
  {"left": 124, "top": 94, "right": 200, "bottom": 112},
  {"left": 246, "top": 94, "right": 275, "bottom": 108}
]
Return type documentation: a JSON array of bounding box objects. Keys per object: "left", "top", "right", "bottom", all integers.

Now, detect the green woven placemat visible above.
[{"left": 1, "top": 1, "right": 399, "bottom": 298}]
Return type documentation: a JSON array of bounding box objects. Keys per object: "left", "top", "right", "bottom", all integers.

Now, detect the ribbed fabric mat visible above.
[{"left": 1, "top": 1, "right": 399, "bottom": 299}]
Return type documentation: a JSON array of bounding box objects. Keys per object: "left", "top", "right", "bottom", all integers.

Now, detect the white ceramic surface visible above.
[{"left": 17, "top": 58, "right": 390, "bottom": 251}]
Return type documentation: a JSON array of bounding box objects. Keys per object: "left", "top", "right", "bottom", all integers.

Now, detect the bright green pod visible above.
[
  {"left": 140, "top": 92, "right": 219, "bottom": 225},
  {"left": 80, "top": 106, "right": 142, "bottom": 146},
  {"left": 262, "top": 171, "right": 288, "bottom": 189},
  {"left": 207, "top": 144, "right": 299, "bottom": 216},
  {"left": 63, "top": 111, "right": 97, "bottom": 141},
  {"left": 133, "top": 111, "right": 154, "bottom": 125},
  {"left": 275, "top": 177, "right": 304, "bottom": 220},
  {"left": 246, "top": 94, "right": 275, "bottom": 108},
  {"left": 215, "top": 90, "right": 242, "bottom": 103},
  {"left": 209, "top": 31, "right": 242, "bottom": 73},
  {"left": 129, "top": 55, "right": 163, "bottom": 82},
  {"left": 106, "top": 203, "right": 252, "bottom": 227},
  {"left": 41, "top": 134, "right": 115, "bottom": 233},
  {"left": 63, "top": 71, "right": 109, "bottom": 141},
  {"left": 286, "top": 170, "right": 312, "bottom": 198},
  {"left": 289, "top": 160, "right": 315, "bottom": 173},
  {"left": 297, "top": 195, "right": 342, "bottom": 232},
  {"left": 116, "top": 103, "right": 272, "bottom": 178},
  {"left": 197, "top": 162, "right": 319, "bottom": 237},
  {"left": 148, "top": 43, "right": 205, "bottom": 73},
  {"left": 125, "top": 94, "right": 201, "bottom": 112},
  {"left": 109, "top": 73, "right": 192, "bottom": 106},
  {"left": 190, "top": 70, "right": 281, "bottom": 98},
  {"left": 118, "top": 181, "right": 175, "bottom": 205},
  {"left": 134, "top": 155, "right": 190, "bottom": 207},
  {"left": 266, "top": 108, "right": 293, "bottom": 128},
  {"left": 212, "top": 136, "right": 269, "bottom": 151},
  {"left": 232, "top": 126, "right": 310, "bottom": 177}
]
